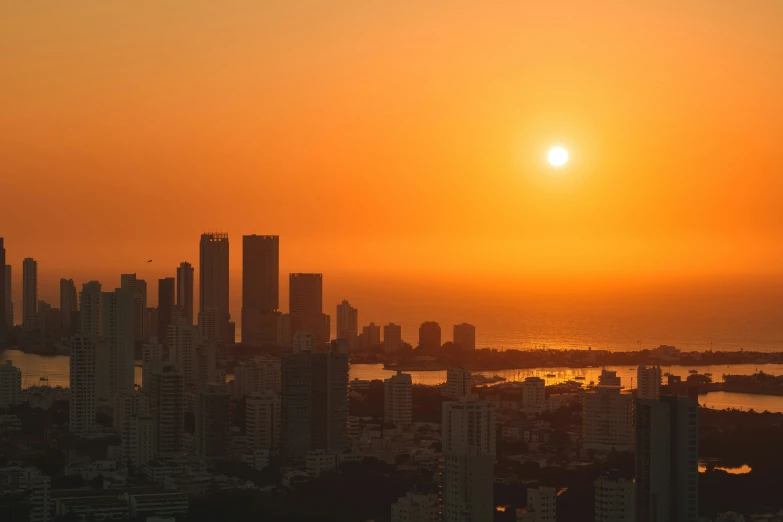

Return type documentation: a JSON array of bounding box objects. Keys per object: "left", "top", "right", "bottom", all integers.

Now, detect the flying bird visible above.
[{"left": 147, "top": 260, "right": 153, "bottom": 263}]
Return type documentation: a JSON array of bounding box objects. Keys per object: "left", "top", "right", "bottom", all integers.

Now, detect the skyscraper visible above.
[
  {"left": 336, "top": 300, "right": 358, "bottom": 349},
  {"left": 583, "top": 385, "right": 634, "bottom": 452},
  {"left": 442, "top": 396, "right": 496, "bottom": 522},
  {"left": 246, "top": 390, "right": 281, "bottom": 450},
  {"left": 199, "top": 233, "right": 230, "bottom": 343},
  {"left": 70, "top": 335, "right": 97, "bottom": 435},
  {"left": 453, "top": 323, "right": 476, "bottom": 351},
  {"left": 521, "top": 376, "right": 546, "bottom": 414},
  {"left": 157, "top": 277, "right": 175, "bottom": 345},
  {"left": 637, "top": 365, "right": 662, "bottom": 400},
  {"left": 418, "top": 321, "right": 441, "bottom": 350},
  {"left": 383, "top": 323, "right": 403, "bottom": 353},
  {"left": 361, "top": 322, "right": 381, "bottom": 349},
  {"left": 141, "top": 339, "right": 163, "bottom": 394},
  {"left": 100, "top": 288, "right": 136, "bottom": 398},
  {"left": 635, "top": 396, "right": 698, "bottom": 522},
  {"left": 79, "top": 281, "right": 102, "bottom": 339},
  {"left": 3, "top": 264, "right": 12, "bottom": 332},
  {"left": 384, "top": 371, "right": 413, "bottom": 427},
  {"left": 233, "top": 356, "right": 281, "bottom": 399},
  {"left": 60, "top": 279, "right": 78, "bottom": 336},
  {"left": 120, "top": 274, "right": 147, "bottom": 344},
  {"left": 22, "top": 258, "right": 38, "bottom": 330},
  {"left": 176, "top": 262, "right": 194, "bottom": 325},
  {"left": 289, "top": 273, "right": 329, "bottom": 347},
  {"left": 167, "top": 320, "right": 201, "bottom": 392},
  {"left": 281, "top": 345, "right": 349, "bottom": 460},
  {"left": 595, "top": 471, "right": 636, "bottom": 522},
  {"left": 443, "top": 367, "right": 472, "bottom": 400},
  {"left": 242, "top": 235, "right": 279, "bottom": 346},
  {"left": 194, "top": 384, "right": 231, "bottom": 463},
  {"left": 152, "top": 363, "right": 185, "bottom": 459},
  {"left": 0, "top": 360, "right": 22, "bottom": 408}
]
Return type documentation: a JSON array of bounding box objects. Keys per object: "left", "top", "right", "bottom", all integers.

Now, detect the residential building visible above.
[
  {"left": 194, "top": 384, "right": 231, "bottom": 463},
  {"left": 247, "top": 391, "right": 281, "bottom": 450},
  {"left": 384, "top": 371, "right": 413, "bottom": 427},
  {"left": 99, "top": 288, "right": 136, "bottom": 399},
  {"left": 583, "top": 386, "right": 634, "bottom": 452},
  {"left": 293, "top": 331, "right": 315, "bottom": 353},
  {"left": 176, "top": 262, "right": 194, "bottom": 325},
  {"left": 113, "top": 389, "right": 151, "bottom": 429},
  {"left": 70, "top": 336, "right": 97, "bottom": 435},
  {"left": 599, "top": 369, "right": 622, "bottom": 386},
  {"left": 233, "top": 356, "right": 281, "bottom": 399},
  {"left": 521, "top": 377, "right": 546, "bottom": 414},
  {"left": 22, "top": 258, "right": 37, "bottom": 330},
  {"left": 443, "top": 367, "right": 472, "bottom": 399},
  {"left": 418, "top": 321, "right": 441, "bottom": 350},
  {"left": 199, "top": 233, "right": 231, "bottom": 343},
  {"left": 383, "top": 323, "right": 403, "bottom": 353},
  {"left": 453, "top": 322, "right": 476, "bottom": 351},
  {"left": 79, "top": 281, "right": 102, "bottom": 340},
  {"left": 121, "top": 415, "right": 155, "bottom": 468},
  {"left": 277, "top": 313, "right": 292, "bottom": 348},
  {"left": 0, "top": 239, "right": 6, "bottom": 339},
  {"left": 518, "top": 487, "right": 556, "bottom": 522},
  {"left": 361, "top": 322, "right": 381, "bottom": 349},
  {"left": 60, "top": 278, "right": 78, "bottom": 336},
  {"left": 336, "top": 299, "right": 358, "bottom": 350},
  {"left": 595, "top": 471, "right": 636, "bottom": 522},
  {"left": 157, "top": 277, "right": 176, "bottom": 347},
  {"left": 637, "top": 365, "right": 662, "bottom": 400},
  {"left": 0, "top": 466, "right": 51, "bottom": 522},
  {"left": 390, "top": 491, "right": 440, "bottom": 522},
  {"left": 167, "top": 320, "right": 201, "bottom": 391},
  {"left": 120, "top": 273, "right": 147, "bottom": 343},
  {"left": 0, "top": 360, "right": 22, "bottom": 408},
  {"left": 242, "top": 235, "right": 279, "bottom": 346},
  {"left": 289, "top": 273, "right": 329, "bottom": 347},
  {"left": 142, "top": 340, "right": 163, "bottom": 393},
  {"left": 153, "top": 364, "right": 185, "bottom": 458}
]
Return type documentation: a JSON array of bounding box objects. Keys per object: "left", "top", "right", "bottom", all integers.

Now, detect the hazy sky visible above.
[{"left": 1, "top": 1, "right": 782, "bottom": 335}]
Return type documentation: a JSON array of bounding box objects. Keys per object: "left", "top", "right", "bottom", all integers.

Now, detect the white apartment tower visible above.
[
  {"left": 442, "top": 396, "right": 496, "bottom": 522},
  {"left": 583, "top": 386, "right": 634, "bottom": 452},
  {"left": 246, "top": 391, "right": 281, "bottom": 450},
  {"left": 637, "top": 365, "right": 662, "bottom": 400},
  {"left": 521, "top": 377, "right": 546, "bottom": 414},
  {"left": 384, "top": 371, "right": 413, "bottom": 427},
  {"left": 443, "top": 367, "right": 472, "bottom": 400}
]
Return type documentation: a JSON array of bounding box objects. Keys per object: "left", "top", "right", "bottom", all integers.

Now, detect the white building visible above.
[
  {"left": 391, "top": 491, "right": 440, "bottom": 522},
  {"left": 122, "top": 415, "right": 155, "bottom": 468},
  {"left": 521, "top": 377, "right": 546, "bottom": 414},
  {"left": 246, "top": 391, "right": 281, "bottom": 450},
  {"left": 69, "top": 335, "right": 97, "bottom": 435},
  {"left": 595, "top": 473, "right": 636, "bottom": 522},
  {"left": 0, "top": 360, "right": 22, "bottom": 408},
  {"left": 583, "top": 386, "right": 634, "bottom": 452},
  {"left": 233, "top": 356, "right": 281, "bottom": 399},
  {"left": 518, "top": 487, "right": 556, "bottom": 522},
  {"left": 636, "top": 365, "right": 661, "bottom": 400},
  {"left": 384, "top": 371, "right": 413, "bottom": 427},
  {"left": 443, "top": 368, "right": 472, "bottom": 400},
  {"left": 383, "top": 323, "right": 403, "bottom": 353},
  {"left": 442, "top": 396, "right": 496, "bottom": 522},
  {"left": 293, "top": 331, "right": 315, "bottom": 353}
]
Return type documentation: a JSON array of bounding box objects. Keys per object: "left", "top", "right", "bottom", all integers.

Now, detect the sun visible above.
[{"left": 547, "top": 146, "right": 569, "bottom": 167}]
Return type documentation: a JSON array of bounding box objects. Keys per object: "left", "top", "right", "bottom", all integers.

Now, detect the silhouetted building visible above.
[
  {"left": 383, "top": 323, "right": 403, "bottom": 353},
  {"left": 518, "top": 487, "right": 556, "bottom": 522},
  {"left": 199, "top": 233, "right": 231, "bottom": 344},
  {"left": 281, "top": 345, "right": 349, "bottom": 460},
  {"left": 418, "top": 321, "right": 441, "bottom": 350},
  {"left": 247, "top": 391, "right": 281, "bottom": 450},
  {"left": 99, "top": 288, "right": 136, "bottom": 400},
  {"left": 167, "top": 320, "right": 201, "bottom": 392},
  {"left": 157, "top": 278, "right": 175, "bottom": 347},
  {"left": 242, "top": 235, "right": 279, "bottom": 346},
  {"left": 120, "top": 274, "right": 147, "bottom": 343},
  {"left": 277, "top": 313, "right": 292, "bottom": 348},
  {"left": 194, "top": 384, "right": 231, "bottom": 463},
  {"left": 0, "top": 360, "right": 22, "bottom": 408},
  {"left": 635, "top": 395, "right": 698, "bottom": 522},
  {"left": 176, "top": 262, "right": 194, "bottom": 325},
  {"left": 60, "top": 279, "right": 78, "bottom": 336},
  {"left": 637, "top": 365, "right": 662, "bottom": 400},
  {"left": 442, "top": 396, "right": 496, "bottom": 522},
  {"left": 0, "top": 239, "right": 5, "bottom": 340},
  {"left": 70, "top": 335, "right": 97, "bottom": 435},
  {"left": 443, "top": 368, "right": 472, "bottom": 399},
  {"left": 152, "top": 364, "right": 185, "bottom": 458},
  {"left": 336, "top": 299, "right": 358, "bottom": 350},
  {"left": 361, "top": 322, "right": 381, "bottom": 350},
  {"left": 390, "top": 491, "right": 440, "bottom": 522},
  {"left": 584, "top": 385, "right": 634, "bottom": 452},
  {"left": 233, "top": 356, "right": 281, "bottom": 399},
  {"left": 453, "top": 322, "right": 476, "bottom": 351},
  {"left": 595, "top": 470, "right": 636, "bottom": 522},
  {"left": 79, "top": 281, "right": 102, "bottom": 340},
  {"left": 22, "top": 258, "right": 37, "bottom": 330},
  {"left": 141, "top": 339, "right": 163, "bottom": 393},
  {"left": 384, "top": 371, "right": 412, "bottom": 427},
  {"left": 289, "top": 273, "right": 329, "bottom": 347}
]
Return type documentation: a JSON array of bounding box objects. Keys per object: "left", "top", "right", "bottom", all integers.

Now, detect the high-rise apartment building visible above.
[
  {"left": 0, "top": 360, "right": 22, "bottom": 408},
  {"left": 121, "top": 415, "right": 155, "bottom": 468},
  {"left": 3, "top": 264, "right": 11, "bottom": 333},
  {"left": 443, "top": 367, "right": 472, "bottom": 399},
  {"left": 199, "top": 233, "right": 231, "bottom": 343},
  {"left": 599, "top": 369, "right": 622, "bottom": 386},
  {"left": 152, "top": 364, "right": 185, "bottom": 459},
  {"left": 518, "top": 487, "right": 557, "bottom": 522},
  {"left": 99, "top": 288, "right": 136, "bottom": 398},
  {"left": 289, "top": 273, "right": 329, "bottom": 348},
  {"left": 635, "top": 396, "right": 698, "bottom": 522},
  {"left": 69, "top": 336, "right": 97, "bottom": 435},
  {"left": 521, "top": 377, "right": 546, "bottom": 414},
  {"left": 22, "top": 258, "right": 37, "bottom": 330},
  {"left": 59, "top": 279, "right": 78, "bottom": 336},
  {"left": 120, "top": 274, "right": 147, "bottom": 343},
  {"left": 141, "top": 340, "right": 163, "bottom": 394},
  {"left": 157, "top": 278, "right": 175, "bottom": 345},
  {"left": 176, "top": 262, "right": 194, "bottom": 325},
  {"left": 281, "top": 346, "right": 349, "bottom": 460},
  {"left": 233, "top": 356, "right": 281, "bottom": 399},
  {"left": 246, "top": 391, "right": 281, "bottom": 450},
  {"left": 583, "top": 386, "right": 634, "bottom": 452},
  {"left": 336, "top": 300, "right": 358, "bottom": 349},
  {"left": 637, "top": 365, "right": 662, "bottom": 400},
  {"left": 242, "top": 235, "right": 279, "bottom": 346},
  {"left": 383, "top": 323, "right": 403, "bottom": 353},
  {"left": 595, "top": 471, "right": 636, "bottom": 522},
  {"left": 194, "top": 384, "right": 231, "bottom": 463},
  {"left": 384, "top": 371, "right": 413, "bottom": 427},
  {"left": 442, "top": 396, "right": 496, "bottom": 522},
  {"left": 79, "top": 281, "right": 102, "bottom": 340},
  {"left": 453, "top": 323, "right": 476, "bottom": 351},
  {"left": 390, "top": 491, "right": 440, "bottom": 522},
  {"left": 167, "top": 320, "right": 202, "bottom": 392},
  {"left": 361, "top": 322, "right": 381, "bottom": 349},
  {"left": 277, "top": 313, "right": 292, "bottom": 348},
  {"left": 418, "top": 321, "right": 441, "bottom": 350}
]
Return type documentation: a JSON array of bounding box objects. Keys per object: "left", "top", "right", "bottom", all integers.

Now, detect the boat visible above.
[
  {"left": 704, "top": 373, "right": 713, "bottom": 378},
  {"left": 574, "top": 376, "right": 586, "bottom": 380}
]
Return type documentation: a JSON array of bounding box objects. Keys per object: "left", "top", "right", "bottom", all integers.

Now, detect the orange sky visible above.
[{"left": 1, "top": 1, "right": 782, "bottom": 318}]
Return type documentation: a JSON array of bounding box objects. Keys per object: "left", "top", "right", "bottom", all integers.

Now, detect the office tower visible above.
[
  {"left": 390, "top": 491, "right": 440, "bottom": 522},
  {"left": 0, "top": 360, "right": 22, "bottom": 408},
  {"left": 361, "top": 322, "right": 381, "bottom": 350},
  {"left": 595, "top": 471, "right": 636, "bottom": 522},
  {"left": 277, "top": 313, "right": 292, "bottom": 348},
  {"left": 0, "top": 239, "right": 5, "bottom": 340},
  {"left": 79, "top": 281, "right": 102, "bottom": 339},
  {"left": 167, "top": 321, "right": 201, "bottom": 391},
  {"left": 289, "top": 273, "right": 329, "bottom": 347},
  {"left": 100, "top": 288, "right": 136, "bottom": 398},
  {"left": 518, "top": 487, "right": 556, "bottom": 522},
  {"left": 59, "top": 279, "right": 78, "bottom": 336},
  {"left": 176, "top": 262, "right": 194, "bottom": 325},
  {"left": 453, "top": 323, "right": 476, "bottom": 351},
  {"left": 599, "top": 369, "right": 622, "bottom": 386},
  {"left": 383, "top": 323, "right": 403, "bottom": 353},
  {"left": 443, "top": 367, "right": 472, "bottom": 399},
  {"left": 194, "top": 384, "right": 231, "bottom": 463},
  {"left": 121, "top": 274, "right": 147, "bottom": 343},
  {"left": 152, "top": 364, "right": 185, "bottom": 458},
  {"left": 637, "top": 365, "right": 662, "bottom": 400},
  {"left": 199, "top": 233, "right": 230, "bottom": 343},
  {"left": 157, "top": 278, "right": 175, "bottom": 346},
  {"left": 242, "top": 235, "right": 279, "bottom": 346},
  {"left": 141, "top": 339, "right": 163, "bottom": 393},
  {"left": 418, "top": 321, "right": 441, "bottom": 350},
  {"left": 336, "top": 299, "right": 358, "bottom": 349},
  {"left": 3, "top": 264, "right": 10, "bottom": 332},
  {"left": 121, "top": 415, "right": 155, "bottom": 468},
  {"left": 521, "top": 377, "right": 546, "bottom": 414},
  {"left": 281, "top": 345, "right": 349, "bottom": 460},
  {"left": 69, "top": 336, "right": 97, "bottom": 435},
  {"left": 635, "top": 396, "right": 698, "bottom": 522},
  {"left": 246, "top": 391, "right": 281, "bottom": 450},
  {"left": 583, "top": 385, "right": 634, "bottom": 452},
  {"left": 442, "top": 396, "right": 496, "bottom": 522},
  {"left": 22, "top": 258, "right": 37, "bottom": 330},
  {"left": 384, "top": 371, "right": 413, "bottom": 427},
  {"left": 233, "top": 356, "right": 281, "bottom": 399}
]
